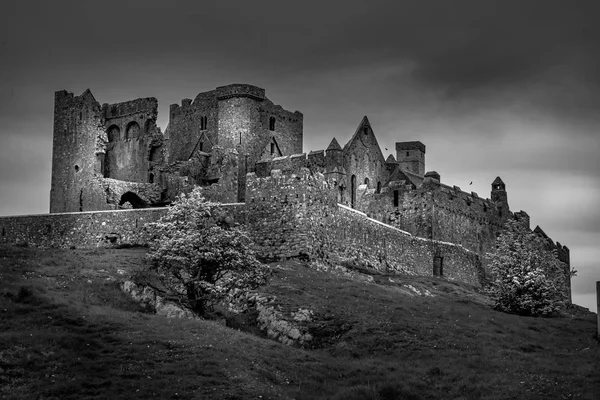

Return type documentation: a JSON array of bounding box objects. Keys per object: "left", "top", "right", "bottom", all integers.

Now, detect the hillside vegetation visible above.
[{"left": 0, "top": 245, "right": 598, "bottom": 399}]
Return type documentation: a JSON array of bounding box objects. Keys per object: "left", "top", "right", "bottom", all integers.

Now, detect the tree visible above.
[
  {"left": 486, "top": 219, "right": 569, "bottom": 317},
  {"left": 141, "top": 189, "right": 269, "bottom": 316}
]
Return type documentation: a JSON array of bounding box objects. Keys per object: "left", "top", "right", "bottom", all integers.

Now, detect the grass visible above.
[{"left": 0, "top": 245, "right": 598, "bottom": 399}]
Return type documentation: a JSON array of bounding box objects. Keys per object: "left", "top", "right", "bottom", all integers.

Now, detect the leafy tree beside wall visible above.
[
  {"left": 141, "top": 188, "right": 269, "bottom": 316},
  {"left": 486, "top": 219, "right": 570, "bottom": 317}
]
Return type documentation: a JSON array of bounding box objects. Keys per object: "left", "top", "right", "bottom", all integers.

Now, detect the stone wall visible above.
[
  {"left": 0, "top": 203, "right": 245, "bottom": 249},
  {"left": 260, "top": 98, "right": 303, "bottom": 157},
  {"left": 396, "top": 141, "right": 426, "bottom": 176},
  {"left": 314, "top": 205, "right": 484, "bottom": 286},
  {"left": 244, "top": 170, "right": 484, "bottom": 286},
  {"left": 102, "top": 97, "right": 159, "bottom": 183},
  {"left": 0, "top": 208, "right": 168, "bottom": 248},
  {"left": 166, "top": 90, "right": 219, "bottom": 163},
  {"left": 367, "top": 179, "right": 508, "bottom": 256}
]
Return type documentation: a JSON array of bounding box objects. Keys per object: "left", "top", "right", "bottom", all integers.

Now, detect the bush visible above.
[
  {"left": 486, "top": 219, "right": 569, "bottom": 317},
  {"left": 142, "top": 188, "right": 269, "bottom": 316}
]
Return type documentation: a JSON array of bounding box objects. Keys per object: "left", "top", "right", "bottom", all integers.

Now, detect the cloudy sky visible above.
[{"left": 0, "top": 0, "right": 598, "bottom": 310}]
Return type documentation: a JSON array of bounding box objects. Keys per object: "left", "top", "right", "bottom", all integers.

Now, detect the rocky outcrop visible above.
[
  {"left": 120, "top": 280, "right": 199, "bottom": 319},
  {"left": 255, "top": 302, "right": 314, "bottom": 346}
]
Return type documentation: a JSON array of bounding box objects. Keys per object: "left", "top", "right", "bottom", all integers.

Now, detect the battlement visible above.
[
  {"left": 55, "top": 90, "right": 74, "bottom": 102},
  {"left": 103, "top": 97, "right": 158, "bottom": 120},
  {"left": 216, "top": 83, "right": 266, "bottom": 101},
  {"left": 396, "top": 141, "right": 426, "bottom": 153},
  {"left": 55, "top": 89, "right": 97, "bottom": 105},
  {"left": 436, "top": 182, "right": 494, "bottom": 208}
]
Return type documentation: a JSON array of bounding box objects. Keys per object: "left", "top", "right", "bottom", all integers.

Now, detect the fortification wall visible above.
[
  {"left": 0, "top": 203, "right": 246, "bottom": 249},
  {"left": 245, "top": 171, "right": 483, "bottom": 286},
  {"left": 315, "top": 206, "right": 483, "bottom": 286},
  {"left": 0, "top": 209, "right": 167, "bottom": 248},
  {"left": 367, "top": 180, "right": 507, "bottom": 255},
  {"left": 244, "top": 168, "right": 334, "bottom": 259}
]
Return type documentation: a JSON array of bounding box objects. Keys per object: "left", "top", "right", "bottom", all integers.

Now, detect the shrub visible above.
[
  {"left": 486, "top": 219, "right": 569, "bottom": 317},
  {"left": 142, "top": 188, "right": 269, "bottom": 316}
]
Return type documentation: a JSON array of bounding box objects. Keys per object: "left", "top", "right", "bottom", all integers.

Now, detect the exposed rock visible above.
[{"left": 120, "top": 280, "right": 198, "bottom": 320}]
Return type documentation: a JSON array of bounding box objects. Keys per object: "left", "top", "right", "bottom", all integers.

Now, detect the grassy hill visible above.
[{"left": 0, "top": 245, "right": 598, "bottom": 399}]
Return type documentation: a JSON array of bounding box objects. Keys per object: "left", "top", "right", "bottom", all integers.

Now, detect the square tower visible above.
[{"left": 396, "top": 141, "right": 426, "bottom": 176}]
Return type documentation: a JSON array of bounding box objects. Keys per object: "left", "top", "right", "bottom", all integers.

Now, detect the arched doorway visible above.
[
  {"left": 119, "top": 192, "right": 148, "bottom": 209},
  {"left": 351, "top": 175, "right": 356, "bottom": 209}
]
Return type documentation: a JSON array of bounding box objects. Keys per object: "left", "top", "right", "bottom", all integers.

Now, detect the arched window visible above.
[
  {"left": 144, "top": 119, "right": 154, "bottom": 134},
  {"left": 125, "top": 121, "right": 141, "bottom": 139},
  {"left": 269, "top": 117, "right": 276, "bottom": 131},
  {"left": 364, "top": 177, "right": 369, "bottom": 187},
  {"left": 433, "top": 256, "right": 443, "bottom": 276},
  {"left": 107, "top": 125, "right": 120, "bottom": 142},
  {"left": 149, "top": 146, "right": 161, "bottom": 163},
  {"left": 393, "top": 190, "right": 399, "bottom": 207},
  {"left": 376, "top": 181, "right": 381, "bottom": 194},
  {"left": 200, "top": 116, "right": 207, "bottom": 130}
]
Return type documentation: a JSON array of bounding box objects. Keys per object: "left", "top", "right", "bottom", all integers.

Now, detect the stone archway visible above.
[
  {"left": 119, "top": 192, "right": 148, "bottom": 209},
  {"left": 107, "top": 125, "right": 120, "bottom": 142}
]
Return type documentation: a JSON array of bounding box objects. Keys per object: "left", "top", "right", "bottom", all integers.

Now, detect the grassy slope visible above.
[{"left": 0, "top": 245, "right": 598, "bottom": 400}]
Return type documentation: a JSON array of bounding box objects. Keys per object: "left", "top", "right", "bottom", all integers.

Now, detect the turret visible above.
[
  {"left": 424, "top": 171, "right": 440, "bottom": 184},
  {"left": 491, "top": 176, "right": 508, "bottom": 206},
  {"left": 326, "top": 137, "right": 343, "bottom": 167}
]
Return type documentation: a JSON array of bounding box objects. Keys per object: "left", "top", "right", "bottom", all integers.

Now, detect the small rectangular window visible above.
[
  {"left": 433, "top": 256, "right": 443, "bottom": 276},
  {"left": 393, "top": 190, "right": 399, "bottom": 207},
  {"left": 406, "top": 151, "right": 409, "bottom": 156},
  {"left": 270, "top": 142, "right": 275, "bottom": 155}
]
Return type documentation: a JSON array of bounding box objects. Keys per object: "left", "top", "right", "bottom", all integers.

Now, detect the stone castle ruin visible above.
[{"left": 0, "top": 84, "right": 571, "bottom": 300}]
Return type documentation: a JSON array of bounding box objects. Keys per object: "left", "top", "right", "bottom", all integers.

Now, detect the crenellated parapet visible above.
[{"left": 216, "top": 84, "right": 266, "bottom": 101}]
